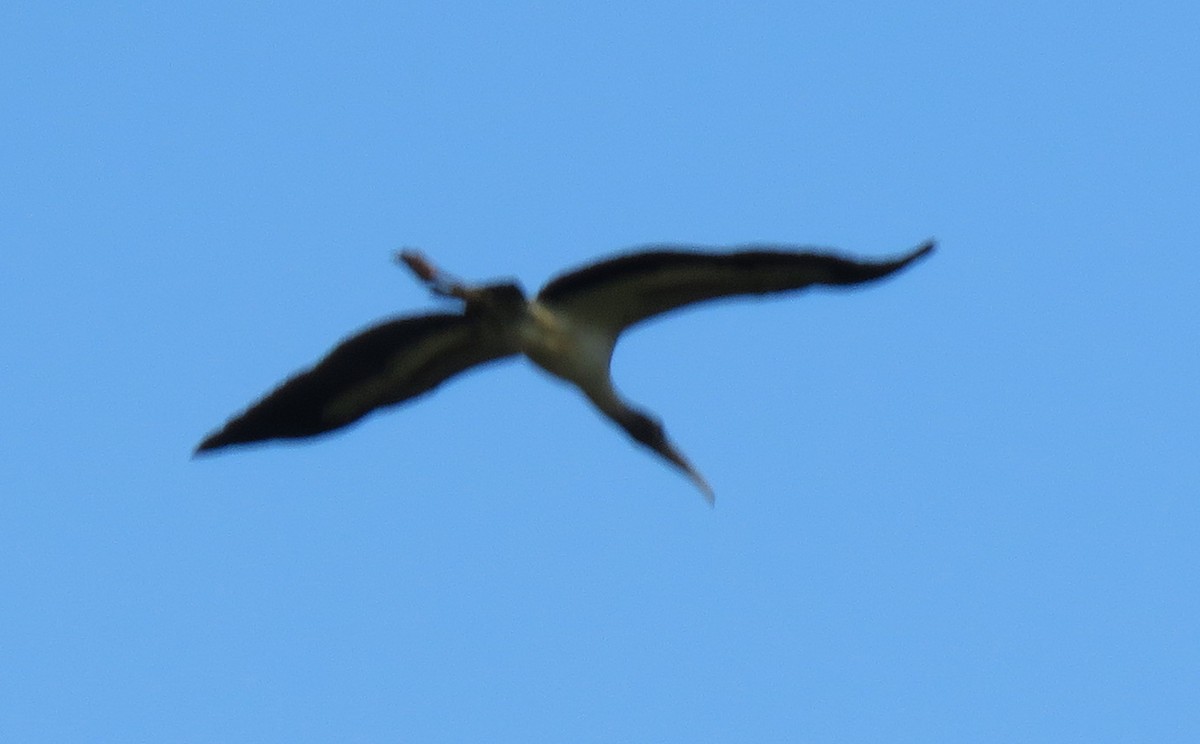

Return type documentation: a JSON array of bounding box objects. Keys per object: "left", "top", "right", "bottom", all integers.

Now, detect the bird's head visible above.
[{"left": 619, "top": 408, "right": 715, "bottom": 504}]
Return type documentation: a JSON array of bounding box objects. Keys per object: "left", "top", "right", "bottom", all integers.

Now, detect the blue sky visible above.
[{"left": 3, "top": 1, "right": 1197, "bottom": 741}]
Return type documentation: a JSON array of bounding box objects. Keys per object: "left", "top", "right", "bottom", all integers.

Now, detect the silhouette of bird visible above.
[{"left": 195, "top": 240, "right": 934, "bottom": 502}]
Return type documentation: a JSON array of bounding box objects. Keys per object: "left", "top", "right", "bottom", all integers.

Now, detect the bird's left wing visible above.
[
  {"left": 536, "top": 241, "right": 934, "bottom": 334},
  {"left": 195, "top": 312, "right": 519, "bottom": 452}
]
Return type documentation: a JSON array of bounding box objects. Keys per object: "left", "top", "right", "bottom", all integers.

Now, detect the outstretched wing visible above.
[
  {"left": 195, "top": 313, "right": 519, "bottom": 452},
  {"left": 536, "top": 240, "right": 934, "bottom": 333}
]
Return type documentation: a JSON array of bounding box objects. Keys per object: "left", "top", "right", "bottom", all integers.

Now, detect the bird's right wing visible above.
[
  {"left": 195, "top": 313, "right": 519, "bottom": 452},
  {"left": 536, "top": 240, "right": 934, "bottom": 334}
]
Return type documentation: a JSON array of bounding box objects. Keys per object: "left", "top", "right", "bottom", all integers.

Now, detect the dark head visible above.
[{"left": 617, "top": 407, "right": 715, "bottom": 504}]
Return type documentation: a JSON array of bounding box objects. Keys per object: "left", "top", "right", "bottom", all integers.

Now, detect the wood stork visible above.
[{"left": 195, "top": 239, "right": 934, "bottom": 502}]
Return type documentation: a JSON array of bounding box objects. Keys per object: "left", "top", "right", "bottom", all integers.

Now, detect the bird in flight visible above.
[{"left": 196, "top": 240, "right": 934, "bottom": 502}]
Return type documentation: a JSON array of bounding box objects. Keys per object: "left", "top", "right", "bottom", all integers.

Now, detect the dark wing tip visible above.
[
  {"left": 190, "top": 314, "right": 509, "bottom": 461},
  {"left": 191, "top": 376, "right": 345, "bottom": 456},
  {"left": 191, "top": 370, "right": 344, "bottom": 458},
  {"left": 872, "top": 239, "right": 934, "bottom": 277},
  {"left": 192, "top": 428, "right": 238, "bottom": 455},
  {"left": 192, "top": 418, "right": 278, "bottom": 456},
  {"left": 910, "top": 239, "right": 936, "bottom": 261}
]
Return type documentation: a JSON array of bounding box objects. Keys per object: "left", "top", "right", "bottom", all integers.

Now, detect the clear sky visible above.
[{"left": 3, "top": 1, "right": 1197, "bottom": 741}]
